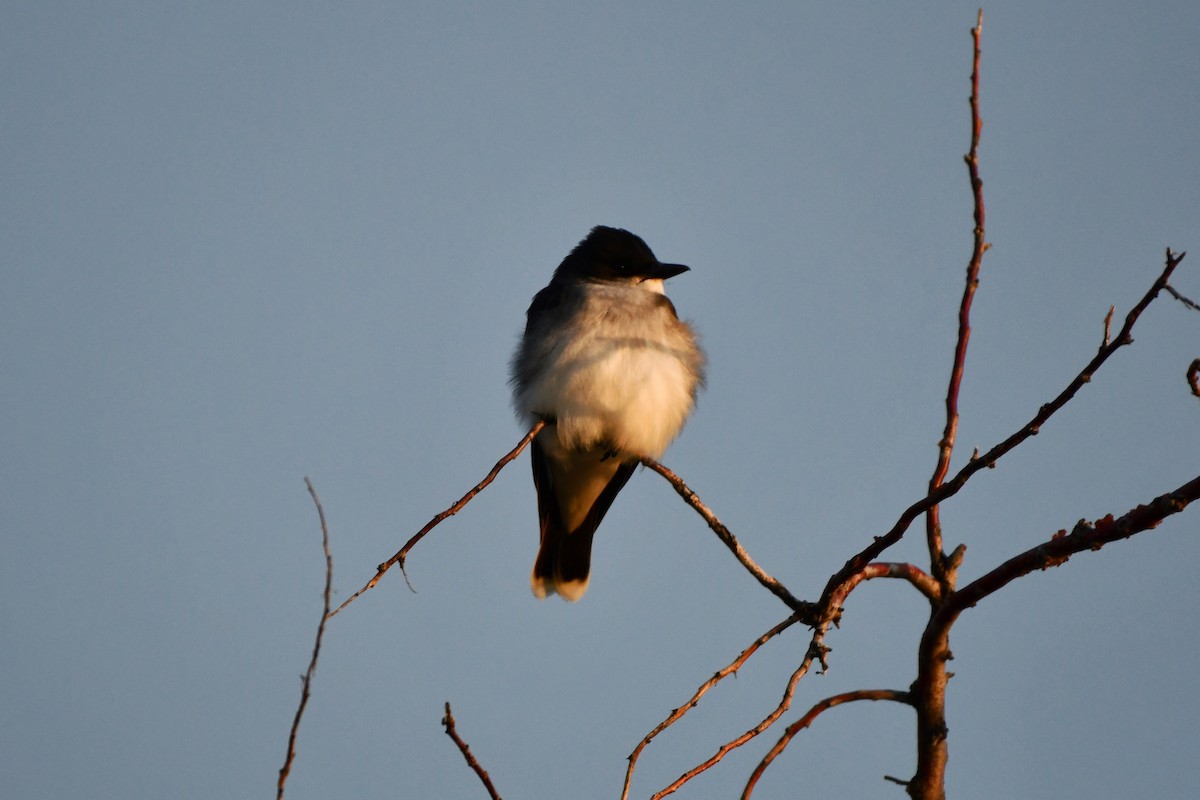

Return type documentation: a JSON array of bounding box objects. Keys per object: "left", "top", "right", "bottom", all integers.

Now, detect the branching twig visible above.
[
  {"left": 641, "top": 458, "right": 813, "bottom": 620},
  {"left": 741, "top": 689, "right": 913, "bottom": 799},
  {"left": 650, "top": 638, "right": 827, "bottom": 799},
  {"left": 621, "top": 612, "right": 804, "bottom": 800},
  {"left": 907, "top": 470, "right": 1199, "bottom": 800},
  {"left": 944, "top": 473, "right": 1200, "bottom": 619},
  {"left": 927, "top": 5, "right": 988, "bottom": 586},
  {"left": 820, "top": 247, "right": 1187, "bottom": 620},
  {"left": 277, "top": 478, "right": 334, "bottom": 800},
  {"left": 637, "top": 556, "right": 940, "bottom": 797},
  {"left": 442, "top": 702, "right": 503, "bottom": 800},
  {"left": 635, "top": 554, "right": 940, "bottom": 796},
  {"left": 328, "top": 421, "right": 545, "bottom": 618}
]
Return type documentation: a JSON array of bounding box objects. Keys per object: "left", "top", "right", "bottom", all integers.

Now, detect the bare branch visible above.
[
  {"left": 906, "top": 471, "right": 1200, "bottom": 800},
  {"left": 634, "top": 554, "right": 941, "bottom": 796},
  {"left": 827, "top": 562, "right": 943, "bottom": 614},
  {"left": 1165, "top": 282, "right": 1200, "bottom": 312},
  {"left": 277, "top": 478, "right": 334, "bottom": 800},
  {"left": 621, "top": 612, "right": 804, "bottom": 800},
  {"left": 329, "top": 421, "right": 545, "bottom": 618},
  {"left": 820, "top": 248, "right": 1187, "bottom": 619},
  {"left": 927, "top": 5, "right": 988, "bottom": 585},
  {"left": 741, "top": 689, "right": 913, "bottom": 799},
  {"left": 945, "top": 473, "right": 1200, "bottom": 618},
  {"left": 442, "top": 702, "right": 503, "bottom": 800},
  {"left": 650, "top": 638, "right": 826, "bottom": 799},
  {"left": 641, "top": 458, "right": 814, "bottom": 620}
]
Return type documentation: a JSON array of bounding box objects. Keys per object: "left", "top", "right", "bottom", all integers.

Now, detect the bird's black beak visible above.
[{"left": 646, "top": 262, "right": 690, "bottom": 281}]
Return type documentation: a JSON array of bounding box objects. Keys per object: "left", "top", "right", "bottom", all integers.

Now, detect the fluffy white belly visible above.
[{"left": 518, "top": 287, "right": 701, "bottom": 459}]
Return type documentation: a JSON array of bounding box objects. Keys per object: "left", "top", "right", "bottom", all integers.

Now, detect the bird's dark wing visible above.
[{"left": 524, "top": 281, "right": 569, "bottom": 336}]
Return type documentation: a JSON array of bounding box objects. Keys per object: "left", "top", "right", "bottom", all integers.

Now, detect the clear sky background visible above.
[{"left": 3, "top": 2, "right": 1198, "bottom": 798}]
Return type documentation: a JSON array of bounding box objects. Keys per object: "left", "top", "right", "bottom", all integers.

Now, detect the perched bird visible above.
[{"left": 510, "top": 226, "right": 705, "bottom": 600}]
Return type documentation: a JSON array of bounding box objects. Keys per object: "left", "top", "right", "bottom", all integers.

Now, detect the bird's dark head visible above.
[{"left": 554, "top": 226, "right": 689, "bottom": 288}]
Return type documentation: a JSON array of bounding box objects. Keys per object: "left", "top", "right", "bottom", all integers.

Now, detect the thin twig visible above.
[
  {"left": 640, "top": 553, "right": 941, "bottom": 796},
  {"left": 819, "top": 248, "right": 1187, "bottom": 619},
  {"left": 643, "top": 554, "right": 940, "bottom": 796},
  {"left": 621, "top": 612, "right": 804, "bottom": 800},
  {"left": 1100, "top": 305, "right": 1115, "bottom": 349},
  {"left": 641, "top": 458, "right": 813, "bottom": 620},
  {"left": 1165, "top": 283, "right": 1200, "bottom": 311},
  {"left": 827, "top": 562, "right": 943, "bottom": 613},
  {"left": 927, "top": 4, "right": 988, "bottom": 586},
  {"left": 650, "top": 639, "right": 826, "bottom": 799},
  {"left": 328, "top": 421, "right": 544, "bottom": 618},
  {"left": 944, "top": 472, "right": 1200, "bottom": 619},
  {"left": 741, "top": 689, "right": 913, "bottom": 799},
  {"left": 277, "top": 478, "right": 334, "bottom": 800},
  {"left": 442, "top": 702, "right": 503, "bottom": 800},
  {"left": 638, "top": 550, "right": 944, "bottom": 796}
]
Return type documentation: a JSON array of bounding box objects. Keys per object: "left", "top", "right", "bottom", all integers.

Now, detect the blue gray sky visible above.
[{"left": 3, "top": 2, "right": 1198, "bottom": 798}]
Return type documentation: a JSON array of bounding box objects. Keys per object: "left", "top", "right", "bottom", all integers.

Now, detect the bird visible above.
[{"left": 510, "top": 226, "right": 705, "bottom": 601}]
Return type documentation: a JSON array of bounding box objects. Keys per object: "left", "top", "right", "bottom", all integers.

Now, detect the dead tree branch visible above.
[
  {"left": 442, "top": 702, "right": 503, "bottom": 800},
  {"left": 621, "top": 612, "right": 804, "bottom": 800},
  {"left": 650, "top": 637, "right": 828, "bottom": 799},
  {"left": 820, "top": 246, "right": 1187, "bottom": 626},
  {"left": 277, "top": 478, "right": 334, "bottom": 800},
  {"left": 641, "top": 552, "right": 943, "bottom": 797},
  {"left": 741, "top": 689, "right": 913, "bottom": 799}
]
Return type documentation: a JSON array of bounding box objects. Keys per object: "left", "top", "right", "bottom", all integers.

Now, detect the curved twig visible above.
[
  {"left": 621, "top": 612, "right": 804, "bottom": 800},
  {"left": 443, "top": 702, "right": 503, "bottom": 800},
  {"left": 650, "top": 638, "right": 826, "bottom": 800},
  {"left": 741, "top": 689, "right": 913, "bottom": 799},
  {"left": 277, "top": 478, "right": 334, "bottom": 799},
  {"left": 827, "top": 562, "right": 942, "bottom": 616},
  {"left": 641, "top": 458, "right": 813, "bottom": 619},
  {"left": 633, "top": 562, "right": 934, "bottom": 797}
]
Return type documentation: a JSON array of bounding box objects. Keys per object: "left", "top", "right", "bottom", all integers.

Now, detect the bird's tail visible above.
[{"left": 529, "top": 441, "right": 636, "bottom": 601}]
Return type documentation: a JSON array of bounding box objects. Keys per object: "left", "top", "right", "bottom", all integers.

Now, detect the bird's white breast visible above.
[{"left": 517, "top": 282, "right": 701, "bottom": 460}]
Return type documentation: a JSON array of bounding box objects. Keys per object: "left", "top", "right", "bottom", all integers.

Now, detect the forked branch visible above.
[
  {"left": 741, "top": 689, "right": 913, "bottom": 799},
  {"left": 820, "top": 247, "right": 1187, "bottom": 618}
]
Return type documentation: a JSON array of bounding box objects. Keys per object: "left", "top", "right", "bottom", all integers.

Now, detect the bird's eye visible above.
[{"left": 613, "top": 263, "right": 628, "bottom": 273}]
